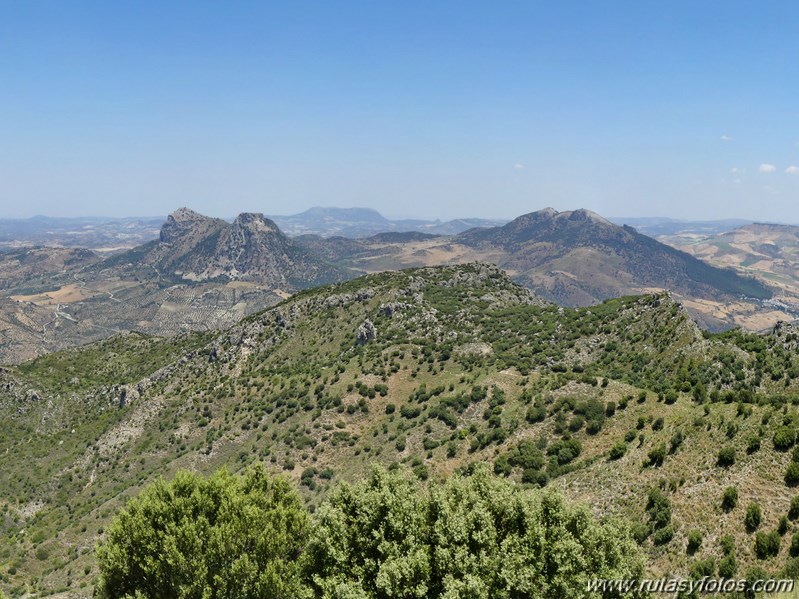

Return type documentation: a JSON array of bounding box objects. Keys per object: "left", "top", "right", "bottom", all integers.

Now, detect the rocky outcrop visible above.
[{"left": 356, "top": 319, "right": 377, "bottom": 345}]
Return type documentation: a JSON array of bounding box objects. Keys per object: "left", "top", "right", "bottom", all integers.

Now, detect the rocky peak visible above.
[
  {"left": 232, "top": 213, "right": 280, "bottom": 235},
  {"left": 560, "top": 209, "right": 613, "bottom": 226},
  {"left": 160, "top": 208, "right": 223, "bottom": 244}
]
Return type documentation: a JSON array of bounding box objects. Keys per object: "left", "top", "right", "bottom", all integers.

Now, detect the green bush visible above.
[
  {"left": 686, "top": 529, "right": 703, "bottom": 555},
  {"left": 689, "top": 556, "right": 715, "bottom": 578},
  {"left": 722, "top": 486, "right": 739, "bottom": 512},
  {"left": 647, "top": 444, "right": 666, "bottom": 467},
  {"left": 753, "top": 530, "right": 781, "bottom": 559},
  {"left": 791, "top": 531, "right": 799, "bottom": 557},
  {"left": 95, "top": 465, "right": 309, "bottom": 599},
  {"left": 746, "top": 436, "right": 761, "bottom": 454},
  {"left": 304, "top": 465, "right": 646, "bottom": 598},
  {"left": 652, "top": 525, "right": 674, "bottom": 546},
  {"left": 745, "top": 502, "right": 763, "bottom": 532},
  {"left": 720, "top": 534, "right": 735, "bottom": 556},
  {"left": 608, "top": 441, "right": 627, "bottom": 460},
  {"left": 647, "top": 487, "right": 672, "bottom": 532},
  {"left": 716, "top": 446, "right": 736, "bottom": 467},
  {"left": 786, "top": 462, "right": 799, "bottom": 486},
  {"left": 789, "top": 496, "right": 799, "bottom": 520},
  {"left": 773, "top": 426, "right": 797, "bottom": 451},
  {"left": 718, "top": 554, "right": 737, "bottom": 578},
  {"left": 779, "top": 515, "right": 789, "bottom": 535}
]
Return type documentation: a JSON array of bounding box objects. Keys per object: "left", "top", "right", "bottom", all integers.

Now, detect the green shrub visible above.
[
  {"left": 786, "top": 462, "right": 799, "bottom": 486},
  {"left": 652, "top": 525, "right": 674, "bottom": 546},
  {"left": 745, "top": 502, "right": 763, "bottom": 532},
  {"left": 95, "top": 465, "right": 309, "bottom": 599},
  {"left": 754, "top": 530, "right": 781, "bottom": 559},
  {"left": 304, "top": 465, "right": 646, "bottom": 598},
  {"left": 789, "top": 496, "right": 799, "bottom": 520},
  {"left": 722, "top": 486, "right": 739, "bottom": 512},
  {"left": 791, "top": 531, "right": 799, "bottom": 557},
  {"left": 773, "top": 426, "right": 797, "bottom": 451},
  {"left": 717, "top": 446, "right": 736, "bottom": 467},
  {"left": 608, "top": 441, "right": 627, "bottom": 460},
  {"left": 718, "top": 553, "right": 737, "bottom": 578},
  {"left": 689, "top": 556, "right": 715, "bottom": 578},
  {"left": 779, "top": 515, "right": 789, "bottom": 535},
  {"left": 686, "top": 529, "right": 703, "bottom": 555},
  {"left": 746, "top": 436, "right": 761, "bottom": 454},
  {"left": 647, "top": 444, "right": 666, "bottom": 467},
  {"left": 647, "top": 487, "right": 672, "bottom": 531},
  {"left": 719, "top": 534, "right": 735, "bottom": 555}
]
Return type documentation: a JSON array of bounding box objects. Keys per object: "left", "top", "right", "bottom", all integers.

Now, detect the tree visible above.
[
  {"left": 789, "top": 496, "right": 799, "bottom": 520},
  {"left": 95, "top": 465, "right": 309, "bottom": 599},
  {"left": 722, "top": 486, "right": 738, "bottom": 512},
  {"left": 304, "top": 465, "right": 647, "bottom": 598},
  {"left": 754, "top": 531, "right": 781, "bottom": 559},
  {"left": 717, "top": 446, "right": 736, "bottom": 467},
  {"left": 745, "top": 502, "right": 763, "bottom": 532},
  {"left": 686, "top": 529, "right": 703, "bottom": 555},
  {"left": 773, "top": 426, "right": 796, "bottom": 451},
  {"left": 786, "top": 462, "right": 799, "bottom": 486}
]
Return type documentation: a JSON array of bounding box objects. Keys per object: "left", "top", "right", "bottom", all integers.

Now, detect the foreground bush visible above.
[
  {"left": 96, "top": 464, "right": 646, "bottom": 598},
  {"left": 95, "top": 465, "right": 309, "bottom": 599},
  {"left": 304, "top": 465, "right": 646, "bottom": 598}
]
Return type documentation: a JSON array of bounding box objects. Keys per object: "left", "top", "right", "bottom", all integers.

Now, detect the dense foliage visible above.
[
  {"left": 95, "top": 466, "right": 646, "bottom": 599},
  {"left": 95, "top": 466, "right": 309, "bottom": 599}
]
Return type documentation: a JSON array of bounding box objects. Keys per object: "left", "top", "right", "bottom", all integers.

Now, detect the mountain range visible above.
[
  {"left": 0, "top": 209, "right": 355, "bottom": 363},
  {"left": 0, "top": 207, "right": 784, "bottom": 365},
  {"left": 297, "top": 208, "right": 777, "bottom": 330}
]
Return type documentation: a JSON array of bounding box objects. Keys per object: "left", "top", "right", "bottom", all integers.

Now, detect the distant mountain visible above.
[
  {"left": 611, "top": 216, "right": 754, "bottom": 237},
  {"left": 456, "top": 208, "right": 772, "bottom": 309},
  {"left": 0, "top": 215, "right": 164, "bottom": 250},
  {"left": 269, "top": 206, "right": 506, "bottom": 238},
  {"left": 102, "top": 208, "right": 352, "bottom": 289},
  {"left": 0, "top": 209, "right": 357, "bottom": 363},
  {"left": 298, "top": 207, "right": 778, "bottom": 330}
]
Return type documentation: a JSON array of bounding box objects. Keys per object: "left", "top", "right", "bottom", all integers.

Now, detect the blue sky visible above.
[{"left": 1, "top": 1, "right": 798, "bottom": 221}]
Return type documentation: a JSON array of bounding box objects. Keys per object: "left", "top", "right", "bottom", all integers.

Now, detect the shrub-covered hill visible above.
[{"left": 3, "top": 263, "right": 799, "bottom": 595}]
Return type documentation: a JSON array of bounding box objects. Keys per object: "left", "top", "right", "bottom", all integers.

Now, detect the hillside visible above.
[
  {"left": 457, "top": 208, "right": 772, "bottom": 306},
  {"left": 0, "top": 209, "right": 355, "bottom": 364},
  {"left": 298, "top": 208, "right": 777, "bottom": 331},
  {"left": 4, "top": 264, "right": 799, "bottom": 595},
  {"left": 663, "top": 223, "right": 799, "bottom": 312}
]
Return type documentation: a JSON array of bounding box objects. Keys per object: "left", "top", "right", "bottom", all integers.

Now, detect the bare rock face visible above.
[
  {"left": 159, "top": 208, "right": 222, "bottom": 244},
  {"left": 356, "top": 319, "right": 377, "bottom": 345}
]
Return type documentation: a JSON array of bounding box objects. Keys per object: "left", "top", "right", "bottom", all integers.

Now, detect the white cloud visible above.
[
  {"left": 513, "top": 163, "right": 525, "bottom": 170},
  {"left": 730, "top": 167, "right": 744, "bottom": 174},
  {"left": 720, "top": 135, "right": 732, "bottom": 142},
  {"left": 786, "top": 165, "right": 799, "bottom": 174},
  {"left": 759, "top": 163, "right": 777, "bottom": 173}
]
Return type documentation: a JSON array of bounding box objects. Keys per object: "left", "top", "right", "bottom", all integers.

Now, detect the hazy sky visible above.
[{"left": 1, "top": 1, "right": 798, "bottom": 221}]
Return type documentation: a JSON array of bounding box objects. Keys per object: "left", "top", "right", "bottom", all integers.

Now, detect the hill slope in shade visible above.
[{"left": 3, "top": 264, "right": 799, "bottom": 594}]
